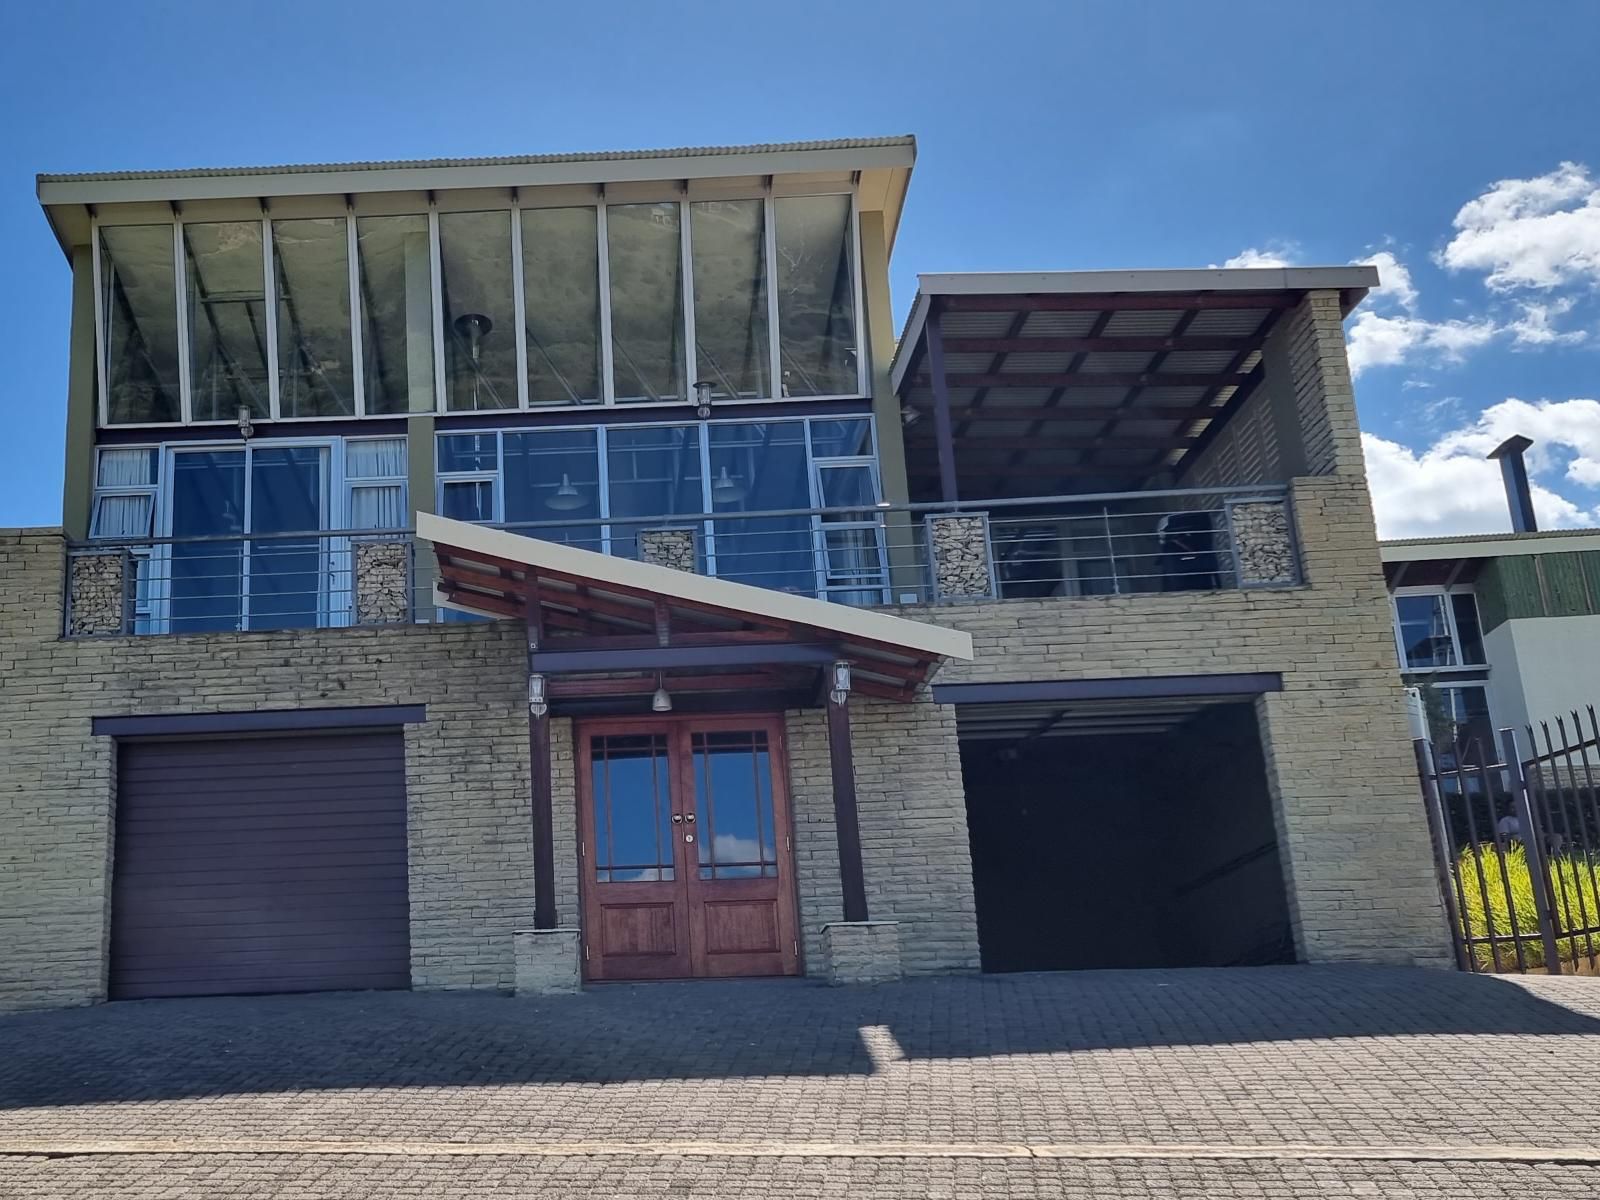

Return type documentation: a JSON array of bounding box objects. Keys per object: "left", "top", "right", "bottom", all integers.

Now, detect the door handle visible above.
[
  {"left": 672, "top": 814, "right": 683, "bottom": 823},
  {"left": 684, "top": 813, "right": 695, "bottom": 823}
]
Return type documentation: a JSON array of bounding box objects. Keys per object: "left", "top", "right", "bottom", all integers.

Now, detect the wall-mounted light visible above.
[
  {"left": 237, "top": 403, "right": 254, "bottom": 440},
  {"left": 829, "top": 660, "right": 852, "bottom": 706},
  {"left": 546, "top": 473, "right": 586, "bottom": 511},
  {"left": 651, "top": 672, "right": 673, "bottom": 713},
  {"left": 692, "top": 380, "right": 714, "bottom": 419},
  {"left": 528, "top": 673, "right": 548, "bottom": 718}
]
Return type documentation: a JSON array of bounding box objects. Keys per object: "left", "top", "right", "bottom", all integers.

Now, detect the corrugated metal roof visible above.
[
  {"left": 1381, "top": 527, "right": 1600, "bottom": 547},
  {"left": 37, "top": 135, "right": 916, "bottom": 185}
]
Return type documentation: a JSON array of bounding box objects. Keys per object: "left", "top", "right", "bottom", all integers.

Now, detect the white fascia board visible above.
[
  {"left": 1382, "top": 532, "right": 1600, "bottom": 562},
  {"left": 38, "top": 144, "right": 917, "bottom": 209},
  {"left": 419, "top": 512, "right": 974, "bottom": 662},
  {"left": 889, "top": 291, "right": 934, "bottom": 394}
]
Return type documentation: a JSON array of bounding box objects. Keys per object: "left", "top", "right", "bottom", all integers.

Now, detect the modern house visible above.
[
  {"left": 0, "top": 136, "right": 1449, "bottom": 1012},
  {"left": 1383, "top": 437, "right": 1600, "bottom": 761}
]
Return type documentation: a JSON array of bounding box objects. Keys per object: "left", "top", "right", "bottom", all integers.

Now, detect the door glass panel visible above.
[
  {"left": 692, "top": 730, "right": 778, "bottom": 880},
  {"left": 248, "top": 446, "right": 326, "bottom": 630},
  {"left": 708, "top": 422, "right": 811, "bottom": 594},
  {"left": 591, "top": 734, "right": 675, "bottom": 883},
  {"left": 606, "top": 424, "right": 704, "bottom": 562},
  {"left": 169, "top": 450, "right": 246, "bottom": 632}
]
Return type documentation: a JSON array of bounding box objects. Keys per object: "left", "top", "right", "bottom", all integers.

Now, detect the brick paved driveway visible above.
[{"left": 4, "top": 966, "right": 1600, "bottom": 1196}]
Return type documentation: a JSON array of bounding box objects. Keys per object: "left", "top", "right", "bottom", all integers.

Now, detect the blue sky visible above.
[{"left": 2, "top": 0, "right": 1597, "bottom": 535}]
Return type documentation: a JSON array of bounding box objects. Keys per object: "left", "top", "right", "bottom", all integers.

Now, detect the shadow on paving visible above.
[{"left": 0, "top": 965, "right": 1597, "bottom": 1108}]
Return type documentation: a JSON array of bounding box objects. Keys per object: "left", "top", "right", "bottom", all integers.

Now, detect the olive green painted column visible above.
[
  {"left": 62, "top": 244, "right": 98, "bottom": 540},
  {"left": 404, "top": 228, "right": 438, "bottom": 601},
  {"left": 858, "top": 209, "right": 920, "bottom": 600}
]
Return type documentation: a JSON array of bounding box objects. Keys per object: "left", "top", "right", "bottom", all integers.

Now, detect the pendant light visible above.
[
  {"left": 546, "top": 473, "right": 586, "bottom": 511},
  {"left": 650, "top": 673, "right": 673, "bottom": 713},
  {"left": 711, "top": 466, "right": 748, "bottom": 504}
]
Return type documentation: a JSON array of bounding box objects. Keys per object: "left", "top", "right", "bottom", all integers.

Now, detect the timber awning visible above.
[
  {"left": 418, "top": 513, "right": 973, "bottom": 712},
  {"left": 890, "top": 267, "right": 1376, "bottom": 501}
]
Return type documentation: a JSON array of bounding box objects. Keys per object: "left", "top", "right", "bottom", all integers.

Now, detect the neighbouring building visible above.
[
  {"left": 0, "top": 136, "right": 1449, "bottom": 1013},
  {"left": 1382, "top": 437, "right": 1600, "bottom": 762}
]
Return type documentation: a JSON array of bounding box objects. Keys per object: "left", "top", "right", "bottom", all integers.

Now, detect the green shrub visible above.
[{"left": 1456, "top": 842, "right": 1600, "bottom": 971}]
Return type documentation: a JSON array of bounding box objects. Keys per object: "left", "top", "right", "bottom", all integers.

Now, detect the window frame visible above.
[
  {"left": 1392, "top": 585, "right": 1487, "bottom": 673},
  {"left": 92, "top": 184, "right": 868, "bottom": 429}
]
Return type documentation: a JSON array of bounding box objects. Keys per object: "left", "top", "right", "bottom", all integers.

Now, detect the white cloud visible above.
[
  {"left": 1346, "top": 308, "right": 1500, "bottom": 377},
  {"left": 1354, "top": 249, "right": 1419, "bottom": 311},
  {"left": 1439, "top": 161, "right": 1600, "bottom": 291},
  {"left": 1213, "top": 244, "right": 1296, "bottom": 269},
  {"left": 1507, "top": 297, "right": 1589, "bottom": 347},
  {"left": 1363, "top": 397, "right": 1600, "bottom": 537}
]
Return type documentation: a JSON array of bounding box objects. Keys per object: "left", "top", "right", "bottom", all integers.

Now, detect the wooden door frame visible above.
[{"left": 574, "top": 711, "right": 801, "bottom": 981}]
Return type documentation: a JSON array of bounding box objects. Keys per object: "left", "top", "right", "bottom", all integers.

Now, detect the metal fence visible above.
[
  {"left": 1416, "top": 708, "right": 1600, "bottom": 975},
  {"left": 63, "top": 484, "right": 1300, "bottom": 637}
]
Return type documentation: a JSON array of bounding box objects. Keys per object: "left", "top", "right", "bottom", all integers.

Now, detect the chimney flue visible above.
[{"left": 1487, "top": 434, "right": 1538, "bottom": 533}]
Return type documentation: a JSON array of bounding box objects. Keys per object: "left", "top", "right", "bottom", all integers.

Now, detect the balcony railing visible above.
[{"left": 63, "top": 485, "right": 1299, "bottom": 637}]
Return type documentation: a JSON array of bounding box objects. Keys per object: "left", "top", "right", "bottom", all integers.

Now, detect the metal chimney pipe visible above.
[{"left": 1487, "top": 435, "right": 1537, "bottom": 533}]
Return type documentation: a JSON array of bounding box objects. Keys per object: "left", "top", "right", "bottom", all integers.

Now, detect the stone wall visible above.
[
  {"left": 1229, "top": 499, "right": 1298, "bottom": 586},
  {"left": 927, "top": 514, "right": 995, "bottom": 600},
  {"left": 637, "top": 528, "right": 697, "bottom": 572},
  {"left": 66, "top": 551, "right": 124, "bottom": 636},
  {"left": 354, "top": 540, "right": 411, "bottom": 625}
]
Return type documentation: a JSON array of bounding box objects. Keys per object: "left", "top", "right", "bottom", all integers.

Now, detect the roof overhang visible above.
[
  {"left": 1381, "top": 529, "right": 1600, "bottom": 562},
  {"left": 889, "top": 267, "right": 1376, "bottom": 497},
  {"left": 37, "top": 135, "right": 917, "bottom": 259},
  {"left": 417, "top": 513, "right": 970, "bottom": 709}
]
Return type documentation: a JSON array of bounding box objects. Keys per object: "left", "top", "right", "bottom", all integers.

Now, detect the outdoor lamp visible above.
[
  {"left": 236, "top": 403, "right": 254, "bottom": 440},
  {"left": 711, "top": 466, "right": 747, "bottom": 505},
  {"left": 829, "top": 660, "right": 852, "bottom": 706},
  {"left": 527, "top": 673, "right": 548, "bottom": 718},
  {"left": 651, "top": 673, "right": 673, "bottom": 713},
  {"left": 692, "top": 380, "right": 714, "bottom": 419},
  {"left": 546, "top": 474, "right": 586, "bottom": 511}
]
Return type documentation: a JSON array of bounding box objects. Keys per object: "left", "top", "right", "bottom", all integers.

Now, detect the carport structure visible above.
[{"left": 889, "top": 267, "right": 1375, "bottom": 502}]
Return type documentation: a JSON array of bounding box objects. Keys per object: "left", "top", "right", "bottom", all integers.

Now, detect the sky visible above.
[{"left": 1, "top": 0, "right": 1597, "bottom": 537}]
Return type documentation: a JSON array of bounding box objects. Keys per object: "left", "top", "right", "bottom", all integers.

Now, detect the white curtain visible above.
[
  {"left": 345, "top": 437, "right": 407, "bottom": 480},
  {"left": 97, "top": 448, "right": 154, "bottom": 487},
  {"left": 349, "top": 483, "right": 406, "bottom": 531},
  {"left": 90, "top": 494, "right": 154, "bottom": 539}
]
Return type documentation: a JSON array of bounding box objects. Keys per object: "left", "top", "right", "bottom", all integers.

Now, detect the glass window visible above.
[
  {"left": 693, "top": 730, "right": 779, "bottom": 880},
  {"left": 1452, "top": 592, "right": 1486, "bottom": 665},
  {"left": 441, "top": 479, "right": 495, "bottom": 523},
  {"left": 1396, "top": 594, "right": 1457, "bottom": 669},
  {"left": 691, "top": 200, "right": 770, "bottom": 401},
  {"left": 607, "top": 424, "right": 702, "bottom": 560},
  {"left": 591, "top": 734, "right": 675, "bottom": 883},
  {"left": 1429, "top": 685, "right": 1495, "bottom": 768},
  {"left": 169, "top": 449, "right": 246, "bottom": 632},
  {"left": 521, "top": 207, "right": 601, "bottom": 406},
  {"left": 809, "top": 417, "right": 872, "bottom": 459},
  {"left": 183, "top": 221, "right": 271, "bottom": 422},
  {"left": 99, "top": 226, "right": 182, "bottom": 424},
  {"left": 346, "top": 438, "right": 408, "bottom": 531},
  {"left": 816, "top": 462, "right": 886, "bottom": 604},
  {"left": 356, "top": 215, "right": 434, "bottom": 415},
  {"left": 90, "top": 448, "right": 159, "bottom": 539},
  {"left": 272, "top": 218, "right": 355, "bottom": 418},
  {"left": 437, "top": 432, "right": 499, "bottom": 474},
  {"left": 775, "top": 195, "right": 859, "bottom": 397},
  {"left": 708, "top": 422, "right": 811, "bottom": 593},
  {"left": 607, "top": 203, "right": 685, "bottom": 403},
  {"left": 438, "top": 211, "right": 518, "bottom": 411},
  {"left": 504, "top": 429, "right": 602, "bottom": 551}
]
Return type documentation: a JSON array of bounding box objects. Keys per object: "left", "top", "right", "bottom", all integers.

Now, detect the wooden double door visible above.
[{"left": 577, "top": 715, "right": 800, "bottom": 981}]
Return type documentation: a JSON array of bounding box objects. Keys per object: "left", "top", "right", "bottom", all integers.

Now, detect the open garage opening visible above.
[{"left": 959, "top": 697, "right": 1295, "bottom": 972}]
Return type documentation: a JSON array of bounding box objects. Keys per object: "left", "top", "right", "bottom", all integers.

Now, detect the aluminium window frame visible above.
[
  {"left": 1392, "top": 585, "right": 1487, "bottom": 674},
  {"left": 92, "top": 184, "right": 869, "bottom": 430}
]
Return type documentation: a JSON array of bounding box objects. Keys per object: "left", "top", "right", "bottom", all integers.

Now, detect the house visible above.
[
  {"left": 1382, "top": 436, "right": 1600, "bottom": 764},
  {"left": 0, "top": 136, "right": 1449, "bottom": 1013}
]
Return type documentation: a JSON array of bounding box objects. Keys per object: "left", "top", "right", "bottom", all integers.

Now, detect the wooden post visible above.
[
  {"left": 826, "top": 663, "right": 869, "bottom": 922},
  {"left": 925, "top": 307, "right": 959, "bottom": 504},
  {"left": 526, "top": 585, "right": 557, "bottom": 931}
]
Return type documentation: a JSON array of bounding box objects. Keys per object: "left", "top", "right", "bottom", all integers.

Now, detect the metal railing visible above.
[
  {"left": 1416, "top": 707, "right": 1600, "bottom": 975},
  {"left": 63, "top": 484, "right": 1300, "bottom": 637}
]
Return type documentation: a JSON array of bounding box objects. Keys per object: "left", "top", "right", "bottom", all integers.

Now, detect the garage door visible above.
[{"left": 110, "top": 731, "right": 411, "bottom": 999}]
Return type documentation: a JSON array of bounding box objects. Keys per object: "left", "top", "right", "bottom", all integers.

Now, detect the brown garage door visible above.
[{"left": 110, "top": 731, "right": 411, "bottom": 999}]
